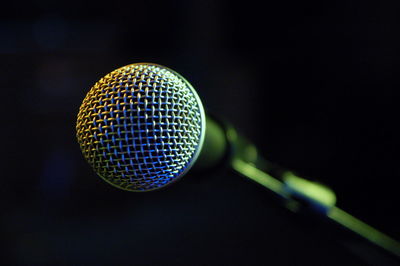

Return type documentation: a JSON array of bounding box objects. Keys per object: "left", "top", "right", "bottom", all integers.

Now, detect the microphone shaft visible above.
[{"left": 227, "top": 125, "right": 400, "bottom": 262}]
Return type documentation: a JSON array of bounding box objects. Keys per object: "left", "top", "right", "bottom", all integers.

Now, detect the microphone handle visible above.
[{"left": 225, "top": 123, "right": 400, "bottom": 263}]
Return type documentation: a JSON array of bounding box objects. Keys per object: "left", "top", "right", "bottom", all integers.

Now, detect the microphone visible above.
[{"left": 76, "top": 62, "right": 400, "bottom": 260}]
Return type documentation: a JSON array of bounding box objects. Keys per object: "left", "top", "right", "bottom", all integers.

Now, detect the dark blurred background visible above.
[{"left": 2, "top": 0, "right": 400, "bottom": 265}]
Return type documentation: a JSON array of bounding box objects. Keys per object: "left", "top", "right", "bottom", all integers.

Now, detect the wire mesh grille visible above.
[{"left": 76, "top": 63, "right": 205, "bottom": 191}]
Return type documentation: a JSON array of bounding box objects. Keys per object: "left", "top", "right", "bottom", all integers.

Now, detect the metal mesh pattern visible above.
[{"left": 76, "top": 63, "right": 205, "bottom": 191}]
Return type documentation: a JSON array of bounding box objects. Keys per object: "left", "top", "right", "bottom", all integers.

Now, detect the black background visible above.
[{"left": 2, "top": 1, "right": 400, "bottom": 265}]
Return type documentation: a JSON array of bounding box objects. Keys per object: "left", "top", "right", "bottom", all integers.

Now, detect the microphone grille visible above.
[{"left": 76, "top": 63, "right": 205, "bottom": 191}]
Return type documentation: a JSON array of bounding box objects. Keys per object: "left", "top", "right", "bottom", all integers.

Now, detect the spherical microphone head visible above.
[{"left": 76, "top": 63, "right": 206, "bottom": 192}]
